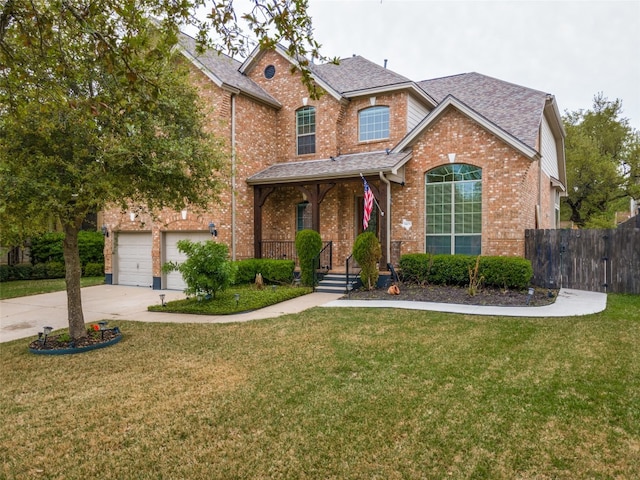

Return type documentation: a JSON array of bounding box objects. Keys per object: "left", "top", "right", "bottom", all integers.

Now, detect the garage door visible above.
[
  {"left": 115, "top": 233, "right": 153, "bottom": 287},
  {"left": 164, "top": 232, "right": 212, "bottom": 291}
]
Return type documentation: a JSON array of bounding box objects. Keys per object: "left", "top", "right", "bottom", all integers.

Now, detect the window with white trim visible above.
[
  {"left": 425, "top": 164, "right": 482, "bottom": 255},
  {"left": 359, "top": 106, "right": 389, "bottom": 142},
  {"left": 296, "top": 106, "right": 316, "bottom": 155}
]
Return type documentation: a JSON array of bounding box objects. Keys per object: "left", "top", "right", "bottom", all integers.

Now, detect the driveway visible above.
[{"left": 0, "top": 284, "right": 341, "bottom": 343}]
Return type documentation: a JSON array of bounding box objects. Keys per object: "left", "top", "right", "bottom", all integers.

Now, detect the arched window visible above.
[
  {"left": 425, "top": 164, "right": 482, "bottom": 255},
  {"left": 359, "top": 106, "right": 389, "bottom": 142},
  {"left": 296, "top": 106, "right": 316, "bottom": 155}
]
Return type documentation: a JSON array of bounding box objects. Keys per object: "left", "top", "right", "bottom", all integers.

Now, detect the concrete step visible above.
[{"left": 316, "top": 273, "right": 359, "bottom": 294}]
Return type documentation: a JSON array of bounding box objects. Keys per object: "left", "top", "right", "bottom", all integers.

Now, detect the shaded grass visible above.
[
  {"left": 148, "top": 284, "right": 312, "bottom": 314},
  {"left": 1, "top": 294, "right": 639, "bottom": 479},
  {"left": 0, "top": 277, "right": 105, "bottom": 300}
]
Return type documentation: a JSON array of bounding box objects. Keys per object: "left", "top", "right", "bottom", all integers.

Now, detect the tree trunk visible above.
[{"left": 63, "top": 220, "right": 86, "bottom": 339}]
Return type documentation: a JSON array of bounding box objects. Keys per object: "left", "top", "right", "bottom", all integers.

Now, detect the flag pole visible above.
[{"left": 360, "top": 173, "right": 384, "bottom": 216}]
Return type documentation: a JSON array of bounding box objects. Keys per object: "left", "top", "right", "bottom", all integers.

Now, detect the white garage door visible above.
[
  {"left": 164, "top": 232, "right": 212, "bottom": 291},
  {"left": 115, "top": 233, "right": 153, "bottom": 287}
]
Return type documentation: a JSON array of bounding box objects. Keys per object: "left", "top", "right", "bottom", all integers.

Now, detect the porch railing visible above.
[{"left": 259, "top": 240, "right": 333, "bottom": 271}]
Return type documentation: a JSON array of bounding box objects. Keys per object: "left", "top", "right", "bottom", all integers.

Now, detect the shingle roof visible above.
[
  {"left": 177, "top": 33, "right": 280, "bottom": 107},
  {"left": 312, "top": 56, "right": 413, "bottom": 94},
  {"left": 418, "top": 73, "right": 548, "bottom": 150},
  {"left": 246, "top": 151, "right": 411, "bottom": 185}
]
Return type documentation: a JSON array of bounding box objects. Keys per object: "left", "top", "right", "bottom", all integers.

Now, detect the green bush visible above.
[
  {"left": 0, "top": 265, "right": 13, "bottom": 282},
  {"left": 78, "top": 231, "right": 105, "bottom": 265},
  {"left": 295, "top": 230, "right": 322, "bottom": 287},
  {"left": 84, "top": 263, "right": 105, "bottom": 277},
  {"left": 30, "top": 263, "right": 47, "bottom": 279},
  {"left": 46, "top": 261, "right": 66, "bottom": 279},
  {"left": 429, "top": 255, "right": 476, "bottom": 286},
  {"left": 162, "top": 240, "right": 235, "bottom": 298},
  {"left": 13, "top": 264, "right": 33, "bottom": 280},
  {"left": 479, "top": 256, "right": 533, "bottom": 290},
  {"left": 234, "top": 259, "right": 295, "bottom": 285},
  {"left": 353, "top": 232, "right": 382, "bottom": 290},
  {"left": 30, "top": 231, "right": 104, "bottom": 267},
  {"left": 399, "top": 253, "right": 432, "bottom": 284},
  {"left": 30, "top": 232, "right": 65, "bottom": 264},
  {"left": 399, "top": 253, "right": 533, "bottom": 290}
]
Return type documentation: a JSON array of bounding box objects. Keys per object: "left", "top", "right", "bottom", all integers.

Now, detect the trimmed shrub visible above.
[
  {"left": 46, "top": 261, "right": 66, "bottom": 279},
  {"left": 13, "top": 264, "right": 33, "bottom": 280},
  {"left": 84, "top": 263, "right": 105, "bottom": 277},
  {"left": 0, "top": 265, "right": 13, "bottom": 282},
  {"left": 479, "top": 256, "right": 533, "bottom": 290},
  {"left": 233, "top": 259, "right": 295, "bottom": 285},
  {"left": 398, "top": 253, "right": 432, "bottom": 284},
  {"left": 399, "top": 253, "right": 533, "bottom": 290},
  {"left": 353, "top": 232, "right": 382, "bottom": 290},
  {"left": 295, "top": 230, "right": 322, "bottom": 287},
  {"left": 30, "top": 263, "right": 47, "bottom": 279},
  {"left": 428, "top": 255, "right": 476, "bottom": 286}
]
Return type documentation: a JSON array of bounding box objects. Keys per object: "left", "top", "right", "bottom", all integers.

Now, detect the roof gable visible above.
[
  {"left": 418, "top": 72, "right": 548, "bottom": 150},
  {"left": 177, "top": 33, "right": 280, "bottom": 108},
  {"left": 393, "top": 95, "right": 539, "bottom": 159}
]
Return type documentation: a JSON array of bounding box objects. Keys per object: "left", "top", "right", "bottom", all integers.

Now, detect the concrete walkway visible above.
[{"left": 0, "top": 285, "right": 607, "bottom": 344}]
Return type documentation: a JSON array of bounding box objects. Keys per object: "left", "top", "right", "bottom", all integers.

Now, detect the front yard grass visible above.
[
  {"left": 0, "top": 277, "right": 104, "bottom": 300},
  {"left": 1, "top": 294, "right": 639, "bottom": 479}
]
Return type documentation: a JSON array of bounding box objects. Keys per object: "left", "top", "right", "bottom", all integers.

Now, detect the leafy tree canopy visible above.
[
  {"left": 562, "top": 93, "right": 640, "bottom": 228},
  {"left": 0, "top": 0, "right": 322, "bottom": 338}
]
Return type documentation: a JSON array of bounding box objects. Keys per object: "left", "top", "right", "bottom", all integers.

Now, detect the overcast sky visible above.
[{"left": 304, "top": 0, "right": 640, "bottom": 130}]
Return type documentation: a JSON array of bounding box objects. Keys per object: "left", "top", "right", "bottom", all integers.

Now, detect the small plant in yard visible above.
[
  {"left": 352, "top": 231, "right": 381, "bottom": 290},
  {"left": 163, "top": 240, "right": 235, "bottom": 299},
  {"left": 468, "top": 256, "right": 484, "bottom": 296}
]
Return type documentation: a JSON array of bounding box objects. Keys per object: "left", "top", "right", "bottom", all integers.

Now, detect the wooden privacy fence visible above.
[{"left": 525, "top": 228, "right": 640, "bottom": 294}]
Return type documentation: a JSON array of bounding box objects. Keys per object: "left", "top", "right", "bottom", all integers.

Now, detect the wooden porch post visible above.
[
  {"left": 253, "top": 186, "right": 274, "bottom": 259},
  {"left": 363, "top": 178, "right": 388, "bottom": 270}
]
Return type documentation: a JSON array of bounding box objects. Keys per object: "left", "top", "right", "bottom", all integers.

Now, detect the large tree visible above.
[
  {"left": 562, "top": 94, "right": 640, "bottom": 228},
  {"left": 0, "top": 0, "right": 322, "bottom": 340}
]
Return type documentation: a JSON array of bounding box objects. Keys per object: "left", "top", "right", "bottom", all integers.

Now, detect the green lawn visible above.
[
  {"left": 0, "top": 277, "right": 105, "bottom": 300},
  {"left": 1, "top": 294, "right": 639, "bottom": 479}
]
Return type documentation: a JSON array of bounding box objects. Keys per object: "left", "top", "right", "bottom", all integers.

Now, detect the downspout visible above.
[
  {"left": 379, "top": 171, "right": 391, "bottom": 266},
  {"left": 231, "top": 94, "right": 237, "bottom": 260}
]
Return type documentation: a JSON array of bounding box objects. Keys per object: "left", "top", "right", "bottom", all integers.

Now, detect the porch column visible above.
[
  {"left": 253, "top": 186, "right": 274, "bottom": 259},
  {"left": 364, "top": 177, "right": 388, "bottom": 270},
  {"left": 295, "top": 183, "right": 335, "bottom": 232}
]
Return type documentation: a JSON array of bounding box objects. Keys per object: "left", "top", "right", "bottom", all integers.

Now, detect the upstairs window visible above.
[
  {"left": 296, "top": 106, "right": 316, "bottom": 155},
  {"left": 359, "top": 106, "right": 389, "bottom": 142}
]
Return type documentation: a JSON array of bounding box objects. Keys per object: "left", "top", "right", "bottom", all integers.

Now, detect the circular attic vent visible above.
[{"left": 264, "top": 65, "right": 276, "bottom": 79}]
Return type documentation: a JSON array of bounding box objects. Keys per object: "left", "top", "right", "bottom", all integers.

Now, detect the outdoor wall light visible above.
[
  {"left": 101, "top": 225, "right": 109, "bottom": 237},
  {"left": 209, "top": 222, "right": 218, "bottom": 237},
  {"left": 159, "top": 294, "right": 166, "bottom": 307}
]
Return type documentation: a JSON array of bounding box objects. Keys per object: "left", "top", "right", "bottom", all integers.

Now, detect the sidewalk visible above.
[{"left": 0, "top": 285, "right": 607, "bottom": 344}]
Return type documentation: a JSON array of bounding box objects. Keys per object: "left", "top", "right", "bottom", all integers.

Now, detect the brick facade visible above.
[{"left": 102, "top": 44, "right": 564, "bottom": 288}]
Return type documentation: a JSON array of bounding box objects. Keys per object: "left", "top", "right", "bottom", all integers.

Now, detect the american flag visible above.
[{"left": 362, "top": 178, "right": 374, "bottom": 229}]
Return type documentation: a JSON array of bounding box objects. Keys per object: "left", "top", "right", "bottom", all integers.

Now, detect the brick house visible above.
[{"left": 102, "top": 33, "right": 566, "bottom": 289}]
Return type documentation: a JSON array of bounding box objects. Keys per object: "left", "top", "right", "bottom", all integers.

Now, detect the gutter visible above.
[{"left": 379, "top": 171, "right": 391, "bottom": 266}]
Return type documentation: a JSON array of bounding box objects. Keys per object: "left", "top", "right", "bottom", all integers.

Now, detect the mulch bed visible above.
[
  {"left": 346, "top": 284, "right": 558, "bottom": 307},
  {"left": 29, "top": 328, "right": 121, "bottom": 351}
]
